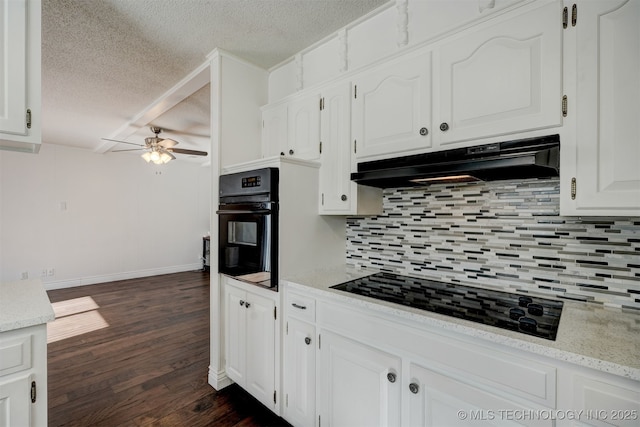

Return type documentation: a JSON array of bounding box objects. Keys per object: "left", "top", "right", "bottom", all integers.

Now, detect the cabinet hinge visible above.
[
  {"left": 572, "top": 4, "right": 577, "bottom": 27},
  {"left": 562, "top": 6, "right": 568, "bottom": 29},
  {"left": 318, "top": 334, "right": 321, "bottom": 349},
  {"left": 273, "top": 390, "right": 277, "bottom": 404},
  {"left": 321, "top": 193, "right": 324, "bottom": 206},
  {"left": 319, "top": 141, "right": 322, "bottom": 154},
  {"left": 26, "top": 109, "right": 32, "bottom": 129},
  {"left": 571, "top": 177, "right": 577, "bottom": 200},
  {"left": 274, "top": 306, "right": 277, "bottom": 320},
  {"left": 319, "top": 415, "right": 322, "bottom": 427},
  {"left": 286, "top": 394, "right": 288, "bottom": 407},
  {"left": 31, "top": 381, "right": 36, "bottom": 403},
  {"left": 354, "top": 140, "right": 357, "bottom": 154},
  {"left": 562, "top": 95, "right": 568, "bottom": 117},
  {"left": 354, "top": 85, "right": 357, "bottom": 99}
]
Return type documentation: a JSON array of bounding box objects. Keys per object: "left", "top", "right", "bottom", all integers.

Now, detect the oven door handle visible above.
[{"left": 216, "top": 209, "right": 272, "bottom": 215}]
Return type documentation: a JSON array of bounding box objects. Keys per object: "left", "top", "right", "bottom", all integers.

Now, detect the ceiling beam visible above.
[{"left": 94, "top": 60, "right": 211, "bottom": 154}]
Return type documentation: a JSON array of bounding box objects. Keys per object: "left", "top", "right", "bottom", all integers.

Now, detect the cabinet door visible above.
[
  {"left": 0, "top": 374, "right": 32, "bottom": 427},
  {"left": 319, "top": 83, "right": 354, "bottom": 213},
  {"left": 224, "top": 285, "right": 247, "bottom": 386},
  {"left": 352, "top": 51, "right": 432, "bottom": 160},
  {"left": 283, "top": 318, "right": 316, "bottom": 427},
  {"left": 570, "top": 0, "right": 640, "bottom": 215},
  {"left": 245, "top": 291, "right": 276, "bottom": 410},
  {"left": 288, "top": 93, "right": 321, "bottom": 160},
  {"left": 318, "top": 330, "right": 401, "bottom": 427},
  {"left": 434, "top": 1, "right": 562, "bottom": 146},
  {"left": 409, "top": 363, "right": 552, "bottom": 427},
  {"left": 0, "top": 0, "right": 27, "bottom": 135},
  {"left": 262, "top": 103, "right": 288, "bottom": 158}
]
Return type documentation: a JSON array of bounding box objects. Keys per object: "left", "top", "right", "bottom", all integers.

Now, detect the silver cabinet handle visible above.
[
  {"left": 387, "top": 372, "right": 397, "bottom": 383},
  {"left": 439, "top": 122, "right": 449, "bottom": 131},
  {"left": 341, "top": 194, "right": 348, "bottom": 201},
  {"left": 419, "top": 127, "right": 428, "bottom": 136},
  {"left": 305, "top": 337, "right": 311, "bottom": 345},
  {"left": 291, "top": 303, "right": 307, "bottom": 310},
  {"left": 409, "top": 383, "right": 420, "bottom": 394}
]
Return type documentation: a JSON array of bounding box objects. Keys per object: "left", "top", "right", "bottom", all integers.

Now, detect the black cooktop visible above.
[{"left": 330, "top": 273, "right": 563, "bottom": 341}]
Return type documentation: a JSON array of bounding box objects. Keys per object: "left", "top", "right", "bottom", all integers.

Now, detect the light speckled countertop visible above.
[
  {"left": 0, "top": 279, "right": 55, "bottom": 332},
  {"left": 282, "top": 265, "right": 640, "bottom": 381}
]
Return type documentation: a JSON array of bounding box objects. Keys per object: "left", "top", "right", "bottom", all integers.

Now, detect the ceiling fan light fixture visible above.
[
  {"left": 159, "top": 151, "right": 173, "bottom": 164},
  {"left": 141, "top": 152, "right": 152, "bottom": 163}
]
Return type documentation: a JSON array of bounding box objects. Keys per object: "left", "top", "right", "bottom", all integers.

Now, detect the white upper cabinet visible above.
[
  {"left": 319, "top": 82, "right": 382, "bottom": 215},
  {"left": 562, "top": 0, "right": 640, "bottom": 216},
  {"left": 352, "top": 50, "right": 432, "bottom": 160},
  {"left": 0, "top": 0, "right": 41, "bottom": 153},
  {"left": 261, "top": 93, "right": 321, "bottom": 160},
  {"left": 288, "top": 93, "right": 321, "bottom": 160},
  {"left": 434, "top": 0, "right": 563, "bottom": 147},
  {"left": 261, "top": 102, "right": 288, "bottom": 158}
]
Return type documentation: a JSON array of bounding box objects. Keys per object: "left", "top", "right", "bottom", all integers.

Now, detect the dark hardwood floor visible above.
[{"left": 47, "top": 271, "right": 290, "bottom": 427}]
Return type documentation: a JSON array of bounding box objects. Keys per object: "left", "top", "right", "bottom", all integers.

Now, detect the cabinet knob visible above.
[
  {"left": 409, "top": 383, "right": 420, "bottom": 394},
  {"left": 245, "top": 302, "right": 251, "bottom": 308},
  {"left": 289, "top": 149, "right": 295, "bottom": 155},
  {"left": 419, "top": 127, "right": 429, "bottom": 136},
  {"left": 305, "top": 337, "right": 312, "bottom": 345},
  {"left": 439, "top": 122, "right": 449, "bottom": 132},
  {"left": 280, "top": 151, "right": 285, "bottom": 156},
  {"left": 341, "top": 194, "right": 348, "bottom": 201},
  {"left": 239, "top": 300, "right": 245, "bottom": 306},
  {"left": 387, "top": 372, "right": 397, "bottom": 383}
]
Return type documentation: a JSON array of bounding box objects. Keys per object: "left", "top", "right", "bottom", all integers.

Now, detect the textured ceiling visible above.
[{"left": 41, "top": 0, "right": 389, "bottom": 162}]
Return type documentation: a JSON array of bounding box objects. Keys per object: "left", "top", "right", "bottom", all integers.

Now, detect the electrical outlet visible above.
[
  {"left": 48, "top": 268, "right": 55, "bottom": 276},
  {"left": 21, "top": 272, "right": 29, "bottom": 280}
]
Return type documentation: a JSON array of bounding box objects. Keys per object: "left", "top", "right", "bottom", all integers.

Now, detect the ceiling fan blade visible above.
[
  {"left": 111, "top": 148, "right": 145, "bottom": 152},
  {"left": 101, "top": 138, "right": 144, "bottom": 147},
  {"left": 168, "top": 148, "right": 208, "bottom": 156},
  {"left": 159, "top": 138, "right": 178, "bottom": 148}
]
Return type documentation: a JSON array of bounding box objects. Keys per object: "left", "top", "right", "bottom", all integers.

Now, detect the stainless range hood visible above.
[{"left": 351, "top": 134, "right": 560, "bottom": 188}]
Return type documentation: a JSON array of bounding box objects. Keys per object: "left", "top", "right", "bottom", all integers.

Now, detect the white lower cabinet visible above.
[
  {"left": 283, "top": 317, "right": 316, "bottom": 427},
  {"left": 224, "top": 277, "right": 277, "bottom": 412},
  {"left": 409, "top": 363, "right": 553, "bottom": 427},
  {"left": 0, "top": 324, "right": 48, "bottom": 427},
  {"left": 280, "top": 284, "right": 639, "bottom": 427},
  {"left": 318, "top": 330, "right": 402, "bottom": 427}
]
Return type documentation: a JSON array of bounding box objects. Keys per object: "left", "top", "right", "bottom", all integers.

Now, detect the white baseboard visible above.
[
  {"left": 208, "top": 365, "right": 233, "bottom": 390},
  {"left": 43, "top": 263, "right": 204, "bottom": 291}
]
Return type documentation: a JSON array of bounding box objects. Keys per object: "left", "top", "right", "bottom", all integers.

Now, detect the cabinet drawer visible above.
[
  {"left": 285, "top": 290, "right": 316, "bottom": 323},
  {"left": 0, "top": 334, "right": 32, "bottom": 377}
]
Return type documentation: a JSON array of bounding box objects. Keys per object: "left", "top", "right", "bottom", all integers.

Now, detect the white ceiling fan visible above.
[{"left": 102, "top": 127, "right": 208, "bottom": 164}]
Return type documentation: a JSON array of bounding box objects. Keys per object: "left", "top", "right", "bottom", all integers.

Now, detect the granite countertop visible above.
[
  {"left": 282, "top": 265, "right": 640, "bottom": 381},
  {"left": 0, "top": 279, "right": 55, "bottom": 332}
]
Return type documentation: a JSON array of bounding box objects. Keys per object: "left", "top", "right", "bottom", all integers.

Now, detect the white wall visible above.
[{"left": 0, "top": 143, "right": 211, "bottom": 289}]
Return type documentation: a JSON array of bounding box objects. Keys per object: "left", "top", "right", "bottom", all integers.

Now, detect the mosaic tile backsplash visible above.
[{"left": 346, "top": 178, "right": 640, "bottom": 310}]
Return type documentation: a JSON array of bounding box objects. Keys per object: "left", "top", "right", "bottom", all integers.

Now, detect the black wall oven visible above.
[{"left": 217, "top": 168, "right": 278, "bottom": 289}]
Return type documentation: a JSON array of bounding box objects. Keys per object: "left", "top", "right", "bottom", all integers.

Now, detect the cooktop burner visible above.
[{"left": 331, "top": 273, "right": 563, "bottom": 341}]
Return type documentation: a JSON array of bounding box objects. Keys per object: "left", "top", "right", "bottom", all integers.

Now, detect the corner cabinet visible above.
[
  {"left": 261, "top": 93, "right": 321, "bottom": 161},
  {"left": 0, "top": 0, "right": 41, "bottom": 153},
  {"left": 561, "top": 0, "right": 640, "bottom": 216},
  {"left": 223, "top": 276, "right": 279, "bottom": 413},
  {"left": 433, "top": 0, "right": 563, "bottom": 147},
  {"left": 0, "top": 324, "right": 48, "bottom": 427},
  {"left": 319, "top": 82, "right": 382, "bottom": 215}
]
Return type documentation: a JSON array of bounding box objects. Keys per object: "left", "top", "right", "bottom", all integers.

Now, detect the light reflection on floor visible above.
[{"left": 47, "top": 296, "right": 109, "bottom": 343}]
